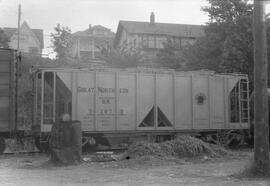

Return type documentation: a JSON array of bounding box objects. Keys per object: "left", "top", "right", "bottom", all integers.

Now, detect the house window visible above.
[
  {"left": 133, "top": 39, "right": 137, "bottom": 47},
  {"left": 80, "top": 39, "right": 92, "bottom": 51},
  {"left": 141, "top": 36, "right": 148, "bottom": 48},
  {"left": 29, "top": 47, "right": 39, "bottom": 54},
  {"left": 181, "top": 38, "right": 196, "bottom": 47},
  {"left": 148, "top": 36, "right": 155, "bottom": 48},
  {"left": 156, "top": 37, "right": 166, "bottom": 49},
  {"left": 173, "top": 38, "right": 181, "bottom": 48}
]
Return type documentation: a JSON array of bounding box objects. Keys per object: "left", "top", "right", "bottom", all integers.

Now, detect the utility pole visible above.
[
  {"left": 15, "top": 4, "right": 21, "bottom": 133},
  {"left": 92, "top": 38, "right": 95, "bottom": 59},
  {"left": 253, "top": 0, "right": 269, "bottom": 173},
  {"left": 17, "top": 4, "right": 21, "bottom": 51}
]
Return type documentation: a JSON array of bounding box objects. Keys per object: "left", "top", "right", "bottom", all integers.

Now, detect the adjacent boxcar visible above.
[
  {"left": 33, "top": 67, "right": 250, "bottom": 149},
  {"left": 0, "top": 49, "right": 18, "bottom": 152},
  {"left": 0, "top": 49, "right": 17, "bottom": 134}
]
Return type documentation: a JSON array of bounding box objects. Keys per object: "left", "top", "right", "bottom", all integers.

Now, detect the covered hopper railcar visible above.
[{"left": 33, "top": 67, "right": 250, "bottom": 150}]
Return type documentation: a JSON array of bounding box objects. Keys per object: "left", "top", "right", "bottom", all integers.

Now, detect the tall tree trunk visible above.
[{"left": 253, "top": 0, "right": 269, "bottom": 173}]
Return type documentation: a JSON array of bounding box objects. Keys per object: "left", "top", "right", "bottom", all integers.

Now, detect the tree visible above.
[
  {"left": 188, "top": 0, "right": 270, "bottom": 175},
  {"left": 155, "top": 0, "right": 254, "bottom": 74},
  {"left": 51, "top": 24, "right": 72, "bottom": 62},
  {"left": 155, "top": 38, "right": 187, "bottom": 69},
  {"left": 98, "top": 41, "right": 145, "bottom": 68},
  {"left": 0, "top": 28, "right": 9, "bottom": 48},
  {"left": 186, "top": 0, "right": 254, "bottom": 77}
]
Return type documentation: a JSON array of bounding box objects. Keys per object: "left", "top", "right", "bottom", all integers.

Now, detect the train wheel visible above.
[
  {"left": 35, "top": 136, "right": 51, "bottom": 153},
  {"left": 204, "top": 132, "right": 229, "bottom": 146},
  {"left": 82, "top": 136, "right": 98, "bottom": 153},
  {"left": 204, "top": 131, "right": 245, "bottom": 147},
  {"left": 34, "top": 137, "right": 41, "bottom": 151},
  {"left": 226, "top": 131, "right": 246, "bottom": 148},
  {"left": 0, "top": 137, "right": 5, "bottom": 154},
  {"left": 216, "top": 132, "right": 230, "bottom": 146}
]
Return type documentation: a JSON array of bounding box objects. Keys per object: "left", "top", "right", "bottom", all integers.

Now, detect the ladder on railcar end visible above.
[{"left": 239, "top": 79, "right": 249, "bottom": 123}]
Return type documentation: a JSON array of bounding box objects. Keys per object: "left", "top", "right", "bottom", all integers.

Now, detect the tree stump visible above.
[{"left": 49, "top": 120, "right": 82, "bottom": 165}]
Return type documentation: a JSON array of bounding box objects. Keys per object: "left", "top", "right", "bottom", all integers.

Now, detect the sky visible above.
[
  {"left": 0, "top": 0, "right": 257, "bottom": 58},
  {"left": 0, "top": 0, "right": 211, "bottom": 58}
]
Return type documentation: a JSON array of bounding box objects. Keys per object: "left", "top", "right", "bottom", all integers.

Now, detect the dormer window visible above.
[
  {"left": 133, "top": 39, "right": 137, "bottom": 47},
  {"left": 148, "top": 36, "right": 155, "bottom": 48}
]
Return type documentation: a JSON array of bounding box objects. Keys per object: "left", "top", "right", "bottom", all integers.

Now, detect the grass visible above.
[{"left": 234, "top": 157, "right": 270, "bottom": 178}]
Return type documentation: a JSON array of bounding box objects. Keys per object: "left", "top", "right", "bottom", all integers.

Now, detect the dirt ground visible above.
[{"left": 0, "top": 150, "right": 269, "bottom": 186}]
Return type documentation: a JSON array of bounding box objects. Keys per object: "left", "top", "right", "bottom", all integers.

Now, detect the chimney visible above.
[
  {"left": 89, "top": 24, "right": 92, "bottom": 29},
  {"left": 150, "top": 12, "right": 155, "bottom": 25}
]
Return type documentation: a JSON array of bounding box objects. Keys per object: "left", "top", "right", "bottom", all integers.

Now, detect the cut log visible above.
[{"left": 49, "top": 120, "right": 82, "bottom": 165}]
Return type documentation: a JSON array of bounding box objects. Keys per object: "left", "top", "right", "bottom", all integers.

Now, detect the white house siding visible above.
[
  {"left": 118, "top": 32, "right": 196, "bottom": 51},
  {"left": 119, "top": 29, "right": 128, "bottom": 46},
  {"left": 79, "top": 38, "right": 93, "bottom": 51},
  {"left": 70, "top": 25, "right": 115, "bottom": 61},
  {"left": 9, "top": 24, "right": 41, "bottom": 54},
  {"left": 70, "top": 37, "right": 79, "bottom": 58},
  {"left": 181, "top": 38, "right": 196, "bottom": 46}
]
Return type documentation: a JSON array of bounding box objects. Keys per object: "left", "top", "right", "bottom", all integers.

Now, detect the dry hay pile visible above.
[{"left": 124, "top": 135, "right": 233, "bottom": 159}]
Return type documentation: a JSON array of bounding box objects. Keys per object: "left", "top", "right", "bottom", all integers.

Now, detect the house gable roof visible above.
[
  {"left": 3, "top": 21, "right": 44, "bottom": 48},
  {"left": 73, "top": 25, "right": 115, "bottom": 37},
  {"left": 119, "top": 21, "right": 204, "bottom": 37},
  {"left": 114, "top": 20, "right": 205, "bottom": 46}
]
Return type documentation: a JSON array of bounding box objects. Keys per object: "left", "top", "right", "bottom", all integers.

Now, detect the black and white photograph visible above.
[{"left": 0, "top": 0, "right": 270, "bottom": 185}]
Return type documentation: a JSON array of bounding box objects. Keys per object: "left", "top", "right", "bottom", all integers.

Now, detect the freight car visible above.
[
  {"left": 0, "top": 49, "right": 17, "bottom": 152},
  {"left": 32, "top": 67, "right": 250, "bottom": 150},
  {"left": 0, "top": 49, "right": 40, "bottom": 154}
]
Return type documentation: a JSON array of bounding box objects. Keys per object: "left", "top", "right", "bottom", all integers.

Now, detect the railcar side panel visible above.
[
  {"left": 117, "top": 73, "right": 136, "bottom": 130},
  {"left": 96, "top": 72, "right": 115, "bottom": 131},
  {"left": 76, "top": 72, "right": 95, "bottom": 131},
  {"left": 210, "top": 76, "right": 226, "bottom": 129},
  {"left": 175, "top": 76, "right": 192, "bottom": 129},
  {"left": 137, "top": 74, "right": 155, "bottom": 130},
  {"left": 192, "top": 76, "right": 210, "bottom": 129},
  {"left": 156, "top": 74, "right": 174, "bottom": 130}
]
